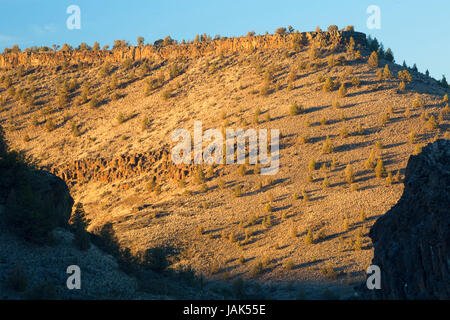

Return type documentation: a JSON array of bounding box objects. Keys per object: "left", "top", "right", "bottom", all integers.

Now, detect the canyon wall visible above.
[
  {"left": 48, "top": 148, "right": 199, "bottom": 187},
  {"left": 0, "top": 31, "right": 366, "bottom": 69},
  {"left": 363, "top": 139, "right": 449, "bottom": 299}
]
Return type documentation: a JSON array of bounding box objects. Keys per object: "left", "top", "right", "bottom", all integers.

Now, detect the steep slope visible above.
[
  {"left": 0, "top": 142, "right": 138, "bottom": 299},
  {"left": 0, "top": 30, "right": 448, "bottom": 297}
]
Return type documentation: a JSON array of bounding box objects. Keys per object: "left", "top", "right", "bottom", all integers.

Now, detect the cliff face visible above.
[
  {"left": 0, "top": 31, "right": 366, "bottom": 69},
  {"left": 48, "top": 148, "right": 200, "bottom": 187},
  {"left": 0, "top": 149, "right": 140, "bottom": 299},
  {"left": 364, "top": 139, "right": 449, "bottom": 299}
]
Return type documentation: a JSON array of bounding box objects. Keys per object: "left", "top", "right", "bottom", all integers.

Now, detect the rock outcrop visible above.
[
  {"left": 0, "top": 31, "right": 366, "bottom": 69},
  {"left": 363, "top": 139, "right": 449, "bottom": 299},
  {"left": 0, "top": 132, "right": 140, "bottom": 299},
  {"left": 48, "top": 148, "right": 198, "bottom": 186}
]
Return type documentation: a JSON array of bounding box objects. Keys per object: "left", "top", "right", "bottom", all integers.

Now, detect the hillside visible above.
[{"left": 1, "top": 29, "right": 448, "bottom": 299}]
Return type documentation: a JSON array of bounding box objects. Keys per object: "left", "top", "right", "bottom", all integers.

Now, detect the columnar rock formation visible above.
[
  {"left": 49, "top": 148, "right": 199, "bottom": 186},
  {"left": 0, "top": 31, "right": 366, "bottom": 69},
  {"left": 364, "top": 139, "right": 449, "bottom": 299}
]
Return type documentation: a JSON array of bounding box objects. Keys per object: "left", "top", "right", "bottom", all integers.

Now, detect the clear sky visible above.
[{"left": 0, "top": 0, "right": 448, "bottom": 80}]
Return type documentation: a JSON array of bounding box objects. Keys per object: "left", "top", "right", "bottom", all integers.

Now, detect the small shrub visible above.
[
  {"left": 368, "top": 51, "right": 378, "bottom": 68},
  {"left": 353, "top": 236, "right": 362, "bottom": 251},
  {"left": 305, "top": 229, "right": 313, "bottom": 245},
  {"left": 343, "top": 217, "right": 349, "bottom": 231},
  {"left": 89, "top": 95, "right": 99, "bottom": 109},
  {"left": 200, "top": 182, "right": 208, "bottom": 193},
  {"left": 317, "top": 229, "right": 327, "bottom": 242},
  {"left": 304, "top": 115, "right": 311, "bottom": 127},
  {"left": 122, "top": 58, "right": 133, "bottom": 70},
  {"left": 146, "top": 179, "right": 156, "bottom": 192},
  {"left": 23, "top": 134, "right": 31, "bottom": 142},
  {"left": 345, "top": 164, "right": 354, "bottom": 184},
  {"left": 141, "top": 247, "right": 168, "bottom": 272},
  {"left": 301, "top": 188, "right": 309, "bottom": 202},
  {"left": 321, "top": 136, "right": 334, "bottom": 154},
  {"left": 365, "top": 150, "right": 376, "bottom": 169},
  {"left": 308, "top": 159, "right": 317, "bottom": 171},
  {"left": 393, "top": 170, "right": 401, "bottom": 182},
  {"left": 382, "top": 64, "right": 392, "bottom": 80},
  {"left": 426, "top": 115, "right": 438, "bottom": 130},
  {"left": 45, "top": 118, "right": 56, "bottom": 132},
  {"left": 356, "top": 121, "right": 364, "bottom": 135},
  {"left": 327, "top": 55, "right": 336, "bottom": 67},
  {"left": 412, "top": 94, "right": 424, "bottom": 108},
  {"left": 71, "top": 203, "right": 91, "bottom": 251},
  {"left": 322, "top": 175, "right": 330, "bottom": 188},
  {"left": 340, "top": 125, "right": 349, "bottom": 138},
  {"left": 386, "top": 172, "right": 393, "bottom": 185},
  {"left": 161, "top": 88, "right": 172, "bottom": 100},
  {"left": 71, "top": 122, "right": 81, "bottom": 137},
  {"left": 380, "top": 112, "right": 390, "bottom": 126},
  {"left": 338, "top": 83, "right": 347, "bottom": 97},
  {"left": 196, "top": 226, "right": 204, "bottom": 235},
  {"left": 359, "top": 210, "right": 366, "bottom": 222},
  {"left": 194, "top": 168, "right": 206, "bottom": 185},
  {"left": 233, "top": 185, "right": 242, "bottom": 197},
  {"left": 117, "top": 112, "right": 126, "bottom": 124},
  {"left": 331, "top": 157, "right": 338, "bottom": 170},
  {"left": 251, "top": 261, "right": 264, "bottom": 277},
  {"left": 375, "top": 159, "right": 386, "bottom": 178},
  {"left": 351, "top": 76, "right": 361, "bottom": 87},
  {"left": 289, "top": 102, "right": 304, "bottom": 115},
  {"left": 413, "top": 144, "right": 422, "bottom": 155},
  {"left": 323, "top": 77, "right": 334, "bottom": 92},
  {"left": 332, "top": 98, "right": 340, "bottom": 109},
  {"left": 409, "top": 131, "right": 417, "bottom": 144},
  {"left": 297, "top": 134, "right": 309, "bottom": 144},
  {"left": 398, "top": 70, "right": 412, "bottom": 83},
  {"left": 169, "top": 63, "right": 182, "bottom": 79},
  {"left": 285, "top": 259, "right": 294, "bottom": 270},
  {"left": 404, "top": 107, "right": 411, "bottom": 118}
]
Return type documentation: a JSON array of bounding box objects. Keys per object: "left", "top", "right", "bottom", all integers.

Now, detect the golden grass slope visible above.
[{"left": 0, "top": 32, "right": 449, "bottom": 297}]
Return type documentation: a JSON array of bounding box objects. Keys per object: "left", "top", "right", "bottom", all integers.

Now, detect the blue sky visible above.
[{"left": 0, "top": 0, "right": 448, "bottom": 80}]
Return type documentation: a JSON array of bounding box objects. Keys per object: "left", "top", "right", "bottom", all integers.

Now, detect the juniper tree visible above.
[
  {"left": 383, "top": 64, "right": 392, "bottom": 80},
  {"left": 375, "top": 159, "right": 386, "bottom": 178},
  {"left": 368, "top": 51, "right": 378, "bottom": 68},
  {"left": 71, "top": 203, "right": 91, "bottom": 251},
  {"left": 345, "top": 164, "right": 354, "bottom": 184}
]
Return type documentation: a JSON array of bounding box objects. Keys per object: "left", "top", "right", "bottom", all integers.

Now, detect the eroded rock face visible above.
[
  {"left": 31, "top": 169, "right": 74, "bottom": 227},
  {"left": 0, "top": 150, "right": 140, "bottom": 299},
  {"left": 0, "top": 158, "right": 74, "bottom": 242},
  {"left": 48, "top": 148, "right": 197, "bottom": 186},
  {"left": 364, "top": 139, "right": 449, "bottom": 299},
  {"left": 0, "top": 31, "right": 366, "bottom": 69}
]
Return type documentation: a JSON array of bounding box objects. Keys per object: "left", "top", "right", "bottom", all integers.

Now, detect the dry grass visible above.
[{"left": 0, "top": 33, "right": 448, "bottom": 297}]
